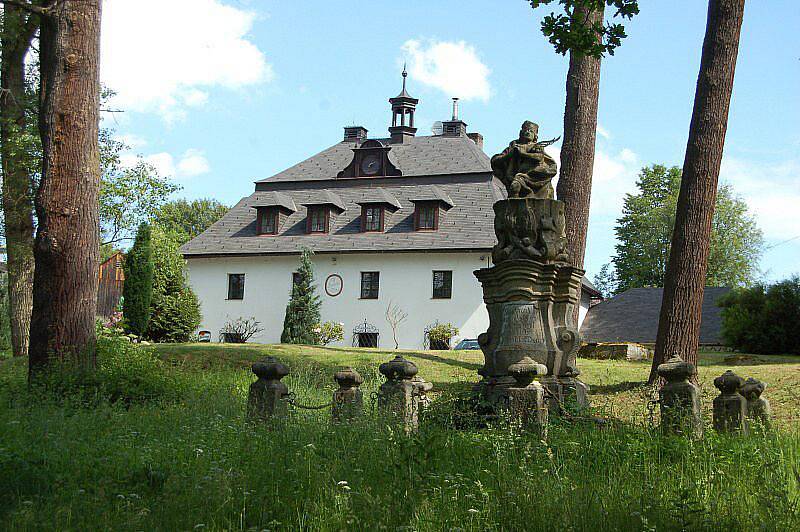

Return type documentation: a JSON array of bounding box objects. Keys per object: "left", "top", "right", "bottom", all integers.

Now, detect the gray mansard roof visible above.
[{"left": 181, "top": 134, "right": 503, "bottom": 257}]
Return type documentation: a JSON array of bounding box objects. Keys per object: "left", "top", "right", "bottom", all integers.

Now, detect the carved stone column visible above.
[
  {"left": 657, "top": 355, "right": 703, "bottom": 436},
  {"left": 332, "top": 367, "right": 363, "bottom": 422},
  {"left": 504, "top": 357, "right": 549, "bottom": 432},
  {"left": 378, "top": 355, "right": 422, "bottom": 432},
  {"left": 247, "top": 357, "right": 289, "bottom": 421},
  {"left": 739, "top": 377, "right": 771, "bottom": 430},
  {"left": 713, "top": 370, "right": 748, "bottom": 433}
]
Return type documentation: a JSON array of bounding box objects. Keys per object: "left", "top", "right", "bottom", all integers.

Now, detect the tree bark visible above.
[
  {"left": 649, "top": 0, "right": 745, "bottom": 383},
  {"left": 1, "top": 4, "right": 38, "bottom": 357},
  {"left": 28, "top": 0, "right": 102, "bottom": 376},
  {"left": 557, "top": 5, "right": 603, "bottom": 326}
]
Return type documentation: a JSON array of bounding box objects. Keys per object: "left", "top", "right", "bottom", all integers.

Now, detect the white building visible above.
[{"left": 181, "top": 72, "right": 600, "bottom": 348}]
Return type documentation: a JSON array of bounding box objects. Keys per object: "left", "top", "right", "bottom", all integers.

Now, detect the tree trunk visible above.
[
  {"left": 28, "top": 0, "right": 102, "bottom": 376},
  {"left": 649, "top": 0, "right": 745, "bottom": 383},
  {"left": 1, "top": 5, "right": 38, "bottom": 358},
  {"left": 557, "top": 5, "right": 603, "bottom": 326}
]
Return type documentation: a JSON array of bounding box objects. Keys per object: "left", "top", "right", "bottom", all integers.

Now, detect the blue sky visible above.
[{"left": 100, "top": 0, "right": 799, "bottom": 282}]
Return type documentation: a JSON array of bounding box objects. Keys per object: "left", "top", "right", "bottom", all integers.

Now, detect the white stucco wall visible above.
[{"left": 186, "top": 251, "right": 592, "bottom": 349}]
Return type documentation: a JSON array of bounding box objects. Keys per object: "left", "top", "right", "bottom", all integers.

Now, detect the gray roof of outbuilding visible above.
[
  {"left": 255, "top": 135, "right": 491, "bottom": 183},
  {"left": 579, "top": 287, "right": 731, "bottom": 345}
]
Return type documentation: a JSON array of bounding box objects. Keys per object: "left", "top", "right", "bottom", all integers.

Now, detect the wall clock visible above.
[
  {"left": 360, "top": 154, "right": 381, "bottom": 176},
  {"left": 325, "top": 274, "right": 343, "bottom": 297}
]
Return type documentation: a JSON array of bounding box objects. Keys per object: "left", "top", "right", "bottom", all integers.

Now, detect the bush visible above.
[
  {"left": 315, "top": 321, "right": 344, "bottom": 345},
  {"left": 219, "top": 316, "right": 264, "bottom": 343},
  {"left": 281, "top": 248, "right": 321, "bottom": 344},
  {"left": 426, "top": 322, "right": 459, "bottom": 350},
  {"left": 719, "top": 275, "right": 800, "bottom": 355},
  {"left": 145, "top": 228, "right": 201, "bottom": 342}
]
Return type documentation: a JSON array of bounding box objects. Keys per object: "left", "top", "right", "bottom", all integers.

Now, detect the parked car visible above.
[{"left": 454, "top": 338, "right": 480, "bottom": 350}]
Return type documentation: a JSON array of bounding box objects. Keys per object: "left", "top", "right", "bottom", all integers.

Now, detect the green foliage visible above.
[
  {"left": 427, "top": 322, "right": 459, "bottom": 349},
  {"left": 719, "top": 276, "right": 800, "bottom": 355},
  {"left": 592, "top": 262, "right": 617, "bottom": 298},
  {"left": 145, "top": 228, "right": 201, "bottom": 343},
  {"left": 123, "top": 223, "right": 154, "bottom": 336},
  {"left": 528, "top": 0, "right": 640, "bottom": 57},
  {"left": 152, "top": 198, "right": 229, "bottom": 245},
  {"left": 0, "top": 273, "right": 10, "bottom": 354},
  {"left": 281, "top": 248, "right": 322, "bottom": 345},
  {"left": 99, "top": 129, "right": 181, "bottom": 245},
  {"left": 612, "top": 164, "right": 763, "bottom": 293},
  {"left": 315, "top": 321, "right": 344, "bottom": 345}
]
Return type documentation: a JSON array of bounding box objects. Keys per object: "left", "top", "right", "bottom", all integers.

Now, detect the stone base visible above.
[
  {"left": 540, "top": 376, "right": 589, "bottom": 413},
  {"left": 506, "top": 382, "right": 548, "bottom": 433}
]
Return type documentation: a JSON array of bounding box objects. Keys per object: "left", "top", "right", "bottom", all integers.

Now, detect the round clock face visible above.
[
  {"left": 325, "top": 274, "right": 343, "bottom": 297},
  {"left": 361, "top": 154, "right": 381, "bottom": 176}
]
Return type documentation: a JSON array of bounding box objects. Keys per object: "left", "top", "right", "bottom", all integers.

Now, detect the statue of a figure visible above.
[{"left": 491, "top": 121, "right": 559, "bottom": 199}]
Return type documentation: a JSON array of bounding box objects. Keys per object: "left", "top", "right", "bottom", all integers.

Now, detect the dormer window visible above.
[
  {"left": 251, "top": 191, "right": 297, "bottom": 236},
  {"left": 414, "top": 202, "right": 438, "bottom": 230},
  {"left": 307, "top": 206, "right": 329, "bottom": 233},
  {"left": 362, "top": 205, "right": 384, "bottom": 232},
  {"left": 256, "top": 207, "right": 279, "bottom": 235}
]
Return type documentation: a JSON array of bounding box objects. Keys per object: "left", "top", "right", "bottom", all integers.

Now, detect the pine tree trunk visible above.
[
  {"left": 649, "top": 0, "right": 745, "bottom": 383},
  {"left": 557, "top": 5, "right": 603, "bottom": 326},
  {"left": 28, "top": 0, "right": 102, "bottom": 376},
  {"left": 1, "top": 5, "right": 38, "bottom": 358}
]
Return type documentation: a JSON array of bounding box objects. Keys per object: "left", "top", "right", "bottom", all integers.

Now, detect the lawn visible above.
[{"left": 0, "top": 343, "right": 798, "bottom": 531}]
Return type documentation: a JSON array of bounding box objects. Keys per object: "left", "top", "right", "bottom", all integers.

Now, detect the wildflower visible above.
[
  {"left": 467, "top": 508, "right": 479, "bottom": 514},
  {"left": 337, "top": 480, "right": 349, "bottom": 486}
]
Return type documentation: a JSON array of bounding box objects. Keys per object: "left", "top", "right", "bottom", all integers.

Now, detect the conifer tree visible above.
[
  {"left": 123, "top": 223, "right": 154, "bottom": 337},
  {"left": 281, "top": 248, "right": 321, "bottom": 345}
]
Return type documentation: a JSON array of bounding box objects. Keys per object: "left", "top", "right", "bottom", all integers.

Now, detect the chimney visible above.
[
  {"left": 343, "top": 126, "right": 368, "bottom": 142},
  {"left": 441, "top": 97, "right": 468, "bottom": 137},
  {"left": 467, "top": 132, "right": 484, "bottom": 149}
]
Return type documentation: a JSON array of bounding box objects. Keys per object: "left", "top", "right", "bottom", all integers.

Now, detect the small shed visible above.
[{"left": 97, "top": 252, "right": 125, "bottom": 317}]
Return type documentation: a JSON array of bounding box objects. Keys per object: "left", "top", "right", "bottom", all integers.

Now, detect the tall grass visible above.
[{"left": 0, "top": 352, "right": 798, "bottom": 531}]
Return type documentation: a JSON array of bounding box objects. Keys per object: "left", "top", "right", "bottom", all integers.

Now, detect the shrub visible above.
[
  {"left": 281, "top": 248, "right": 321, "bottom": 344},
  {"left": 719, "top": 275, "right": 800, "bottom": 355},
  {"left": 123, "top": 222, "right": 154, "bottom": 336},
  {"left": 219, "top": 316, "right": 264, "bottom": 343},
  {"left": 315, "top": 321, "right": 344, "bottom": 345},
  {"left": 426, "top": 321, "right": 459, "bottom": 350},
  {"left": 145, "top": 228, "right": 201, "bottom": 342}
]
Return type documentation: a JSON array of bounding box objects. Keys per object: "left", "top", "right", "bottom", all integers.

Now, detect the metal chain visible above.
[{"left": 285, "top": 392, "right": 334, "bottom": 411}]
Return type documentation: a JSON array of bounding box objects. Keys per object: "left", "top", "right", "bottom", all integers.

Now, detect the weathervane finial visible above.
[{"left": 401, "top": 62, "right": 408, "bottom": 91}]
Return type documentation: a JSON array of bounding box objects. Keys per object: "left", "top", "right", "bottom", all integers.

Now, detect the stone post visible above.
[
  {"left": 739, "top": 377, "right": 771, "bottom": 430},
  {"left": 378, "top": 355, "right": 421, "bottom": 432},
  {"left": 332, "top": 367, "right": 363, "bottom": 422},
  {"left": 656, "top": 355, "right": 703, "bottom": 436},
  {"left": 247, "top": 357, "right": 289, "bottom": 421},
  {"left": 505, "top": 356, "right": 548, "bottom": 431},
  {"left": 713, "top": 370, "right": 748, "bottom": 433}
]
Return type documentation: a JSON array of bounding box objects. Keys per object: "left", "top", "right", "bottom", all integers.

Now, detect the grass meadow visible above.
[{"left": 0, "top": 342, "right": 798, "bottom": 531}]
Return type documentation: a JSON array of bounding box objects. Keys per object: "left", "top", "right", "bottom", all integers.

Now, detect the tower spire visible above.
[{"left": 389, "top": 65, "right": 418, "bottom": 143}]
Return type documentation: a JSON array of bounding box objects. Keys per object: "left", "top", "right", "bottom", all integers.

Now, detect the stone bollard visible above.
[
  {"left": 247, "top": 357, "right": 289, "bottom": 421},
  {"left": 713, "top": 370, "right": 748, "bottom": 433},
  {"left": 332, "top": 367, "right": 364, "bottom": 422},
  {"left": 656, "top": 355, "right": 703, "bottom": 436},
  {"left": 739, "top": 377, "right": 771, "bottom": 430},
  {"left": 378, "top": 355, "right": 422, "bottom": 432},
  {"left": 505, "top": 356, "right": 549, "bottom": 431}
]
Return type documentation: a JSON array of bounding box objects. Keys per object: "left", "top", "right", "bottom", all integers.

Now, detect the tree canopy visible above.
[
  {"left": 609, "top": 164, "right": 763, "bottom": 294},
  {"left": 281, "top": 248, "right": 321, "bottom": 345},
  {"left": 152, "top": 198, "right": 229, "bottom": 245}
]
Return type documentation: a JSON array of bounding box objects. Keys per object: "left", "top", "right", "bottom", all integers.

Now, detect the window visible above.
[
  {"left": 360, "top": 271, "right": 379, "bottom": 299},
  {"left": 432, "top": 270, "right": 453, "bottom": 299},
  {"left": 227, "top": 273, "right": 245, "bottom": 300},
  {"left": 292, "top": 271, "right": 301, "bottom": 286},
  {"left": 258, "top": 208, "right": 278, "bottom": 235},
  {"left": 415, "top": 202, "right": 438, "bottom": 230},
  {"left": 362, "top": 205, "right": 384, "bottom": 232},
  {"left": 307, "top": 206, "right": 329, "bottom": 233}
]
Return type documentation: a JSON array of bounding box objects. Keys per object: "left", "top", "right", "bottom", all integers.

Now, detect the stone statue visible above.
[{"left": 491, "top": 121, "right": 559, "bottom": 199}]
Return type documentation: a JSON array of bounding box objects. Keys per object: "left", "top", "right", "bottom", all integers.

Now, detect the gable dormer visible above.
[{"left": 337, "top": 139, "right": 401, "bottom": 178}]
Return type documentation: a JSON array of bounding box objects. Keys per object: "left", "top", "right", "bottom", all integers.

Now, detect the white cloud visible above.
[
  {"left": 596, "top": 125, "right": 611, "bottom": 140},
  {"left": 176, "top": 149, "right": 211, "bottom": 177},
  {"left": 101, "top": 0, "right": 271, "bottom": 122},
  {"left": 120, "top": 149, "right": 210, "bottom": 179},
  {"left": 115, "top": 133, "right": 147, "bottom": 149},
  {"left": 720, "top": 157, "right": 800, "bottom": 240},
  {"left": 401, "top": 39, "right": 491, "bottom": 101}
]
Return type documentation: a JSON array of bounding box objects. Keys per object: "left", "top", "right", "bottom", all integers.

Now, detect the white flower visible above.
[
  {"left": 467, "top": 508, "right": 479, "bottom": 514},
  {"left": 337, "top": 480, "right": 348, "bottom": 485}
]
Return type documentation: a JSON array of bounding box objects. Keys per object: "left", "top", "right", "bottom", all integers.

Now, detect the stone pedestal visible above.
[
  {"left": 657, "top": 355, "right": 703, "bottom": 436},
  {"left": 473, "top": 199, "right": 588, "bottom": 412},
  {"left": 378, "top": 355, "right": 422, "bottom": 432},
  {"left": 247, "top": 357, "right": 289, "bottom": 421},
  {"left": 713, "top": 370, "right": 748, "bottom": 433},
  {"left": 503, "top": 357, "right": 549, "bottom": 432},
  {"left": 740, "top": 377, "right": 771, "bottom": 430},
  {"left": 332, "top": 367, "right": 363, "bottom": 422}
]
